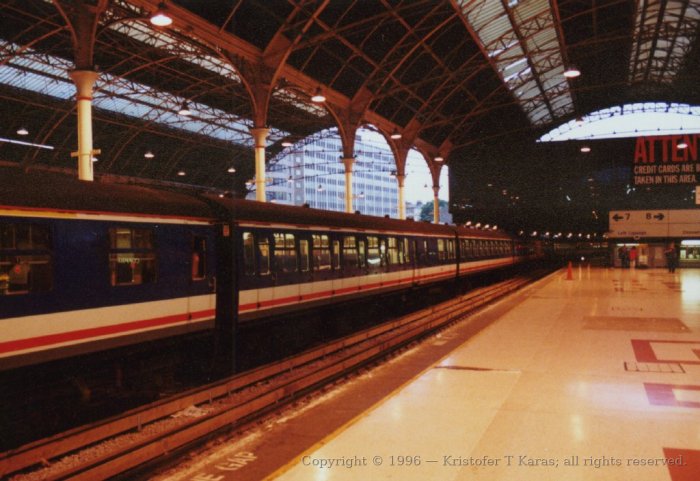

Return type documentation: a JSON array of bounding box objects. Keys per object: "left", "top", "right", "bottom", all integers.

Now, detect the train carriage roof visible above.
[
  {"left": 0, "top": 167, "right": 213, "bottom": 221},
  {"left": 208, "top": 195, "right": 508, "bottom": 239}
]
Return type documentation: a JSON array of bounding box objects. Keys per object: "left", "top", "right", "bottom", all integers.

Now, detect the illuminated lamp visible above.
[
  {"left": 177, "top": 170, "right": 186, "bottom": 176},
  {"left": 144, "top": 151, "right": 155, "bottom": 159},
  {"left": 563, "top": 66, "right": 581, "bottom": 78},
  {"left": 311, "top": 88, "right": 326, "bottom": 103},
  {"left": 580, "top": 146, "right": 591, "bottom": 153},
  {"left": 281, "top": 140, "right": 294, "bottom": 147},
  {"left": 227, "top": 167, "right": 236, "bottom": 173},
  {"left": 150, "top": 3, "right": 173, "bottom": 27},
  {"left": 390, "top": 129, "right": 402, "bottom": 140},
  {"left": 177, "top": 102, "right": 191, "bottom": 116},
  {"left": 434, "top": 156, "right": 444, "bottom": 162},
  {"left": 16, "top": 127, "right": 28, "bottom": 135},
  {"left": 678, "top": 141, "right": 688, "bottom": 149}
]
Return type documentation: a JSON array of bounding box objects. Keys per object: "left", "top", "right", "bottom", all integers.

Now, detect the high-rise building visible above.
[{"left": 250, "top": 131, "right": 400, "bottom": 217}]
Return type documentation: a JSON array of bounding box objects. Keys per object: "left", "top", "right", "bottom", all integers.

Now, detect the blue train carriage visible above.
[
  {"left": 0, "top": 168, "right": 217, "bottom": 369},
  {"left": 207, "top": 197, "right": 515, "bottom": 323}
]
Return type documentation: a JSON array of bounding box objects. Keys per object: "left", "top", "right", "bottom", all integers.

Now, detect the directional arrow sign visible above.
[
  {"left": 612, "top": 214, "right": 624, "bottom": 221},
  {"left": 654, "top": 213, "right": 665, "bottom": 221}
]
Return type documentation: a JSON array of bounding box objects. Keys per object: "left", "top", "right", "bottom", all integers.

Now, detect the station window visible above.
[
  {"left": 273, "top": 232, "right": 297, "bottom": 273},
  {"left": 109, "top": 226, "right": 156, "bottom": 286},
  {"left": 343, "top": 236, "right": 358, "bottom": 269},
  {"left": 312, "top": 234, "right": 331, "bottom": 271},
  {"left": 0, "top": 223, "right": 52, "bottom": 295},
  {"left": 367, "top": 236, "right": 381, "bottom": 266},
  {"left": 191, "top": 235, "right": 207, "bottom": 280}
]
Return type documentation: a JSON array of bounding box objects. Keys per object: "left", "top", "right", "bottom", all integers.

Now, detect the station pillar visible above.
[
  {"left": 69, "top": 70, "right": 99, "bottom": 181},
  {"left": 396, "top": 173, "right": 406, "bottom": 220},
  {"left": 432, "top": 186, "right": 440, "bottom": 223},
  {"left": 251, "top": 127, "right": 270, "bottom": 202},
  {"left": 342, "top": 156, "right": 355, "bottom": 213}
]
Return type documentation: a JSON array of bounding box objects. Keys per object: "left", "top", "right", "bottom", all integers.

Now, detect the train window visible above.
[
  {"left": 109, "top": 227, "right": 156, "bottom": 286},
  {"left": 312, "top": 234, "right": 331, "bottom": 271},
  {"left": 0, "top": 223, "right": 52, "bottom": 295},
  {"left": 387, "top": 237, "right": 399, "bottom": 265},
  {"left": 437, "top": 239, "right": 446, "bottom": 260},
  {"left": 343, "top": 236, "right": 358, "bottom": 269},
  {"left": 258, "top": 236, "right": 270, "bottom": 275},
  {"left": 358, "top": 239, "right": 366, "bottom": 268},
  {"left": 447, "top": 239, "right": 455, "bottom": 260},
  {"left": 399, "top": 238, "right": 410, "bottom": 264},
  {"left": 332, "top": 240, "right": 340, "bottom": 269},
  {"left": 273, "top": 233, "right": 297, "bottom": 273},
  {"left": 299, "top": 239, "right": 310, "bottom": 272},
  {"left": 367, "top": 236, "right": 381, "bottom": 266},
  {"left": 242, "top": 232, "right": 256, "bottom": 276},
  {"left": 191, "top": 236, "right": 207, "bottom": 280}
]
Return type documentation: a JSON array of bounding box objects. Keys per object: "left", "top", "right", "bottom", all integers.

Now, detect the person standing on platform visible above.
[
  {"left": 618, "top": 246, "right": 628, "bottom": 268},
  {"left": 629, "top": 246, "right": 637, "bottom": 268},
  {"left": 664, "top": 244, "right": 678, "bottom": 273}
]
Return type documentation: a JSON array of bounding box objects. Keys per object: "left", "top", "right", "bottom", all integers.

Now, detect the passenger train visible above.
[{"left": 0, "top": 167, "right": 542, "bottom": 370}]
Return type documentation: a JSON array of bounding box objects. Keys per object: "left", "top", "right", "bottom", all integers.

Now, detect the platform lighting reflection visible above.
[
  {"left": 476, "top": 223, "right": 482, "bottom": 228},
  {"left": 531, "top": 231, "right": 538, "bottom": 236},
  {"left": 150, "top": 3, "right": 173, "bottom": 27},
  {"left": 484, "top": 224, "right": 490, "bottom": 229},
  {"left": 465, "top": 221, "right": 472, "bottom": 226}
]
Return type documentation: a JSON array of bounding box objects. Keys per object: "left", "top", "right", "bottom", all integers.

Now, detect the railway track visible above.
[{"left": 1, "top": 271, "right": 547, "bottom": 481}]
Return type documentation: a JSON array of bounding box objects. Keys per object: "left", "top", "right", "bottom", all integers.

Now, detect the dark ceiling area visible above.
[{"left": 1, "top": 0, "right": 699, "bottom": 234}]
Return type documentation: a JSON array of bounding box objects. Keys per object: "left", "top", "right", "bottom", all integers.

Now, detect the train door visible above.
[
  {"left": 297, "top": 234, "right": 314, "bottom": 301},
  {"left": 187, "top": 230, "right": 216, "bottom": 326},
  {"left": 215, "top": 222, "right": 236, "bottom": 373}
]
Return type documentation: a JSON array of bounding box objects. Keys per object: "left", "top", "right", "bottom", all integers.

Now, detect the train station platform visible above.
[{"left": 155, "top": 266, "right": 700, "bottom": 481}]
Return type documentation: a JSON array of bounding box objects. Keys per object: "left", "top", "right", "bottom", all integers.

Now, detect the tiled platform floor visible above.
[{"left": 156, "top": 267, "right": 700, "bottom": 481}]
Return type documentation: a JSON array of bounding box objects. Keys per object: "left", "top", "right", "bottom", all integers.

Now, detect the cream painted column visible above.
[
  {"left": 69, "top": 70, "right": 99, "bottom": 181},
  {"left": 251, "top": 127, "right": 270, "bottom": 202},
  {"left": 432, "top": 186, "right": 440, "bottom": 224},
  {"left": 342, "top": 156, "right": 355, "bottom": 213},
  {"left": 396, "top": 174, "right": 406, "bottom": 220}
]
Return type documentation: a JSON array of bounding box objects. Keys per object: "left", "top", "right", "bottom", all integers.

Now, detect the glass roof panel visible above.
[{"left": 456, "top": 0, "right": 574, "bottom": 126}]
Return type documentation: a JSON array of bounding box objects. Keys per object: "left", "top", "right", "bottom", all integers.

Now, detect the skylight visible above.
[
  {"left": 539, "top": 102, "right": 700, "bottom": 141},
  {"left": 456, "top": 0, "right": 574, "bottom": 126},
  {"left": 0, "top": 42, "right": 288, "bottom": 146}
]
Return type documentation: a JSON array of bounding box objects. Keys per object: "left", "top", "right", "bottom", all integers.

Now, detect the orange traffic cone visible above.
[{"left": 566, "top": 261, "right": 573, "bottom": 280}]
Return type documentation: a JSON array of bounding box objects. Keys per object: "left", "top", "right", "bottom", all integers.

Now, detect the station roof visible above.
[{"left": 1, "top": 1, "right": 699, "bottom": 232}]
